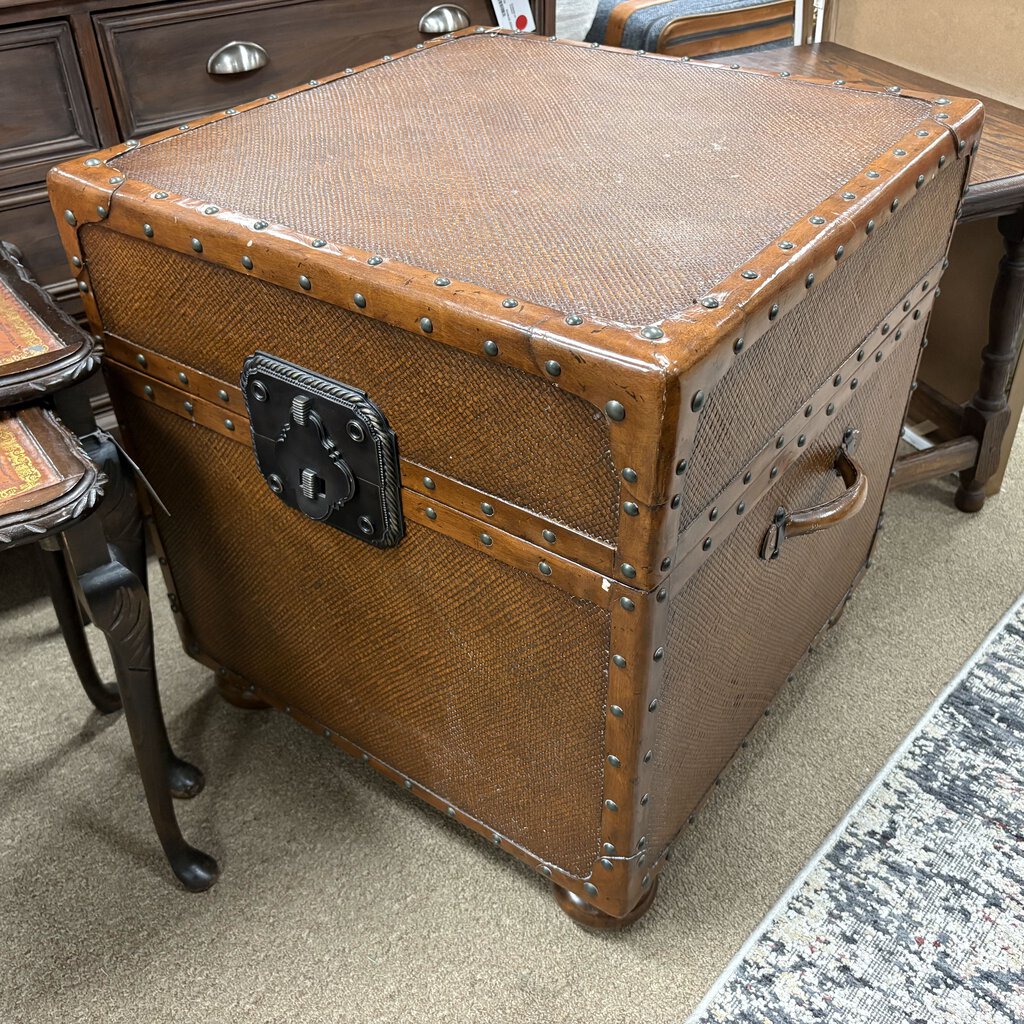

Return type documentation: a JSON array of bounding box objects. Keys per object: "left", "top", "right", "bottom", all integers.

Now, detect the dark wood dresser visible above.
[{"left": 1, "top": 0, "right": 554, "bottom": 314}]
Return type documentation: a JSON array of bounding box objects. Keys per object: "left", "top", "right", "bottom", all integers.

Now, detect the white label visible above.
[{"left": 490, "top": 0, "right": 535, "bottom": 32}]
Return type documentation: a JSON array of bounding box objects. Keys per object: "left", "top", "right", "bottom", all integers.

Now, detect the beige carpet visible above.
[{"left": 2, "top": 447, "right": 1023, "bottom": 1024}]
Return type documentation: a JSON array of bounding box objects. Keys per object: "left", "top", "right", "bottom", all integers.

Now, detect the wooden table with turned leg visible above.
[{"left": 733, "top": 43, "right": 1024, "bottom": 512}]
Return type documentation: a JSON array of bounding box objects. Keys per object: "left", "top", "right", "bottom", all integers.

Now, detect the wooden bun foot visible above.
[
  {"left": 954, "top": 480, "right": 986, "bottom": 513},
  {"left": 552, "top": 877, "right": 659, "bottom": 929},
  {"left": 169, "top": 845, "right": 220, "bottom": 892},
  {"left": 215, "top": 675, "right": 271, "bottom": 710}
]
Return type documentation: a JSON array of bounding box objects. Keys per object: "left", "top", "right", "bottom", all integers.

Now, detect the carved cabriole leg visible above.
[
  {"left": 955, "top": 210, "right": 1024, "bottom": 513},
  {"left": 84, "top": 434, "right": 207, "bottom": 801},
  {"left": 552, "top": 877, "right": 660, "bottom": 929},
  {"left": 37, "top": 538, "right": 121, "bottom": 714},
  {"left": 74, "top": 544, "right": 218, "bottom": 892}
]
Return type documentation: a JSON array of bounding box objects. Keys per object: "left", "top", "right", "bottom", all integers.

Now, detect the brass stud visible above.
[
  {"left": 894, "top": 147, "right": 907, "bottom": 156},
  {"left": 241, "top": 255, "right": 253, "bottom": 270},
  {"left": 605, "top": 400, "right": 625, "bottom": 421},
  {"left": 640, "top": 792, "right": 650, "bottom": 804},
  {"left": 154, "top": 192, "right": 168, "bottom": 199},
  {"left": 600, "top": 858, "right": 614, "bottom": 871},
  {"left": 804, "top": 404, "right": 813, "bottom": 417},
  {"left": 434, "top": 277, "right": 450, "bottom": 286},
  {"left": 425, "top": 508, "right": 437, "bottom": 520},
  {"left": 299, "top": 275, "right": 312, "bottom": 290},
  {"left": 538, "top": 561, "right": 552, "bottom": 576},
  {"left": 744, "top": 470, "right": 753, "bottom": 483},
  {"left": 501, "top": 298, "right": 518, "bottom": 308},
  {"left": 770, "top": 466, "right": 779, "bottom": 478},
  {"left": 624, "top": 501, "right": 639, "bottom": 516},
  {"left": 702, "top": 537, "right": 712, "bottom": 551},
  {"left": 143, "top": 385, "right": 154, "bottom": 398},
  {"left": 891, "top": 198, "right": 900, "bottom": 212},
  {"left": 835, "top": 245, "right": 844, "bottom": 260},
  {"left": 64, "top": 210, "right": 76, "bottom": 226},
  {"left": 136, "top": 354, "right": 147, "bottom": 368},
  {"left": 312, "top": 239, "right": 326, "bottom": 247},
  {"left": 544, "top": 360, "right": 561, "bottom": 377},
  {"left": 741, "top": 270, "right": 758, "bottom": 280},
  {"left": 675, "top": 459, "right": 687, "bottom": 475},
  {"left": 709, "top": 507, "right": 719, "bottom": 522},
  {"left": 583, "top": 882, "right": 598, "bottom": 897},
  {"left": 254, "top": 220, "right": 268, "bottom": 230},
  {"left": 805, "top": 273, "right": 815, "bottom": 288},
  {"left": 867, "top": 170, "right": 880, "bottom": 179},
  {"left": 71, "top": 256, "right": 82, "bottom": 268},
  {"left": 78, "top": 281, "right": 89, "bottom": 293},
  {"left": 866, "top": 220, "right": 876, "bottom": 234},
  {"left": 542, "top": 529, "right": 556, "bottom": 544},
  {"left": 778, "top": 241, "right": 794, "bottom": 250},
  {"left": 620, "top": 597, "right": 635, "bottom": 612},
  {"left": 656, "top": 589, "right": 666, "bottom": 603},
  {"left": 810, "top": 215, "right": 825, "bottom": 225},
  {"left": 700, "top": 296, "right": 719, "bottom": 309},
  {"left": 419, "top": 316, "right": 432, "bottom": 333},
  {"left": 604, "top": 800, "right": 618, "bottom": 812},
  {"left": 797, "top": 435, "right": 806, "bottom": 447},
  {"left": 769, "top": 303, "right": 780, "bottom": 320},
  {"left": 834, "top": 374, "right": 842, "bottom": 386},
  {"left": 354, "top": 293, "right": 366, "bottom": 308},
  {"left": 691, "top": 390, "right": 705, "bottom": 412},
  {"left": 776, "top": 435, "right": 784, "bottom": 448},
  {"left": 191, "top": 238, "right": 203, "bottom": 253},
  {"left": 733, "top": 337, "right": 745, "bottom": 354},
  {"left": 203, "top": 205, "right": 219, "bottom": 215},
  {"left": 481, "top": 502, "right": 494, "bottom": 516},
  {"left": 481, "top": 533, "right": 492, "bottom": 546},
  {"left": 612, "top": 655, "right": 627, "bottom": 669},
  {"left": 610, "top": 705, "right": 624, "bottom": 718},
  {"left": 224, "top": 419, "right": 235, "bottom": 431},
  {"left": 826, "top": 402, "right": 835, "bottom": 415},
  {"left": 842, "top": 192, "right": 856, "bottom": 201},
  {"left": 621, "top": 564, "right": 636, "bottom": 579},
  {"left": 660, "top": 557, "right": 671, "bottom": 571},
  {"left": 565, "top": 314, "right": 583, "bottom": 326},
  {"left": 670, "top": 494, "right": 681, "bottom": 509},
  {"left": 96, "top": 204, "right": 107, "bottom": 218},
  {"left": 622, "top": 468, "right": 638, "bottom": 484},
  {"left": 143, "top": 224, "right": 154, "bottom": 238},
  {"left": 178, "top": 371, "right": 188, "bottom": 386},
  {"left": 483, "top": 340, "right": 498, "bottom": 356},
  {"left": 653, "top": 647, "right": 664, "bottom": 662},
  {"left": 640, "top": 325, "right": 665, "bottom": 340},
  {"left": 423, "top": 476, "right": 435, "bottom": 490},
  {"left": 85, "top": 158, "right": 101, "bottom": 167},
  {"left": 916, "top": 174, "right": 926, "bottom": 189},
  {"left": 184, "top": 400, "right": 193, "bottom": 414},
  {"left": 218, "top": 389, "right": 229, "bottom": 402},
  {"left": 368, "top": 255, "right": 383, "bottom": 265}
]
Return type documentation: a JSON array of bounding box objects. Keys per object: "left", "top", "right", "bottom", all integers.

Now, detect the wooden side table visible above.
[{"left": 733, "top": 42, "right": 1024, "bottom": 512}]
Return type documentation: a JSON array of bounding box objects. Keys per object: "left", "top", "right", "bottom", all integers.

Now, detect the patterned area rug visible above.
[{"left": 690, "top": 595, "right": 1024, "bottom": 1024}]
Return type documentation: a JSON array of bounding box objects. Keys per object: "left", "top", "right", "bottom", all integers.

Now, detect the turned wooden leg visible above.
[
  {"left": 552, "top": 877, "right": 659, "bottom": 929},
  {"left": 956, "top": 210, "right": 1024, "bottom": 513},
  {"left": 72, "top": 530, "right": 218, "bottom": 892},
  {"left": 215, "top": 673, "right": 271, "bottom": 710},
  {"left": 37, "top": 538, "right": 121, "bottom": 714}
]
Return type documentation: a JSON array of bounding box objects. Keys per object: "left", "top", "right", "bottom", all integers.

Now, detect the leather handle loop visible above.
[{"left": 760, "top": 430, "right": 868, "bottom": 561}]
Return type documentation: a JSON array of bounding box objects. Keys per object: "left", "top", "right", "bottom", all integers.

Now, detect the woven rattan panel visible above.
[
  {"left": 82, "top": 226, "right": 618, "bottom": 542},
  {"left": 679, "top": 164, "right": 962, "bottom": 529},
  {"left": 110, "top": 33, "right": 931, "bottom": 327},
  {"left": 125, "top": 395, "right": 610, "bottom": 875},
  {"left": 649, "top": 316, "right": 923, "bottom": 857}
]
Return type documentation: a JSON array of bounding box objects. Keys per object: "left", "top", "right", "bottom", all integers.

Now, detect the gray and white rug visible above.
[{"left": 690, "top": 594, "right": 1024, "bottom": 1023}]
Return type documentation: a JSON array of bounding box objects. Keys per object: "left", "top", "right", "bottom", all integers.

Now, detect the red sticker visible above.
[{"left": 515, "top": 14, "right": 528, "bottom": 29}]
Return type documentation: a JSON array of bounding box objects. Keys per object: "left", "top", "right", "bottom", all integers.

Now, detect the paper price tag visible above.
[{"left": 490, "top": 0, "right": 535, "bottom": 32}]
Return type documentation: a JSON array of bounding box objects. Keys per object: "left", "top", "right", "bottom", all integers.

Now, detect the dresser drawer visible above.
[
  {"left": 0, "top": 21, "right": 101, "bottom": 191},
  {"left": 0, "top": 185, "right": 81, "bottom": 314},
  {"left": 94, "top": 0, "right": 499, "bottom": 140}
]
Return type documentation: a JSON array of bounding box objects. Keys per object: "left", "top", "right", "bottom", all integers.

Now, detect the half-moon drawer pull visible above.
[
  {"left": 207, "top": 41, "right": 269, "bottom": 75},
  {"left": 418, "top": 4, "right": 471, "bottom": 34}
]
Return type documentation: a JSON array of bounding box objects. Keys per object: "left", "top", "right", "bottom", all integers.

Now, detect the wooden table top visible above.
[{"left": 732, "top": 43, "right": 1024, "bottom": 220}]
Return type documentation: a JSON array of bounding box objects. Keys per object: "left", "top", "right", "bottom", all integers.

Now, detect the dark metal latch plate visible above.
[{"left": 241, "top": 352, "right": 403, "bottom": 547}]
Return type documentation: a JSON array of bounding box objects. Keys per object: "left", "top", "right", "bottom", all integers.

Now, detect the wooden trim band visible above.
[
  {"left": 105, "top": 350, "right": 625, "bottom": 606},
  {"left": 672, "top": 263, "right": 942, "bottom": 591}
]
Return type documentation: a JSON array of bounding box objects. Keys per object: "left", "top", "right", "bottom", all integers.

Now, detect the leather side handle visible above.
[{"left": 760, "top": 429, "right": 868, "bottom": 561}]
